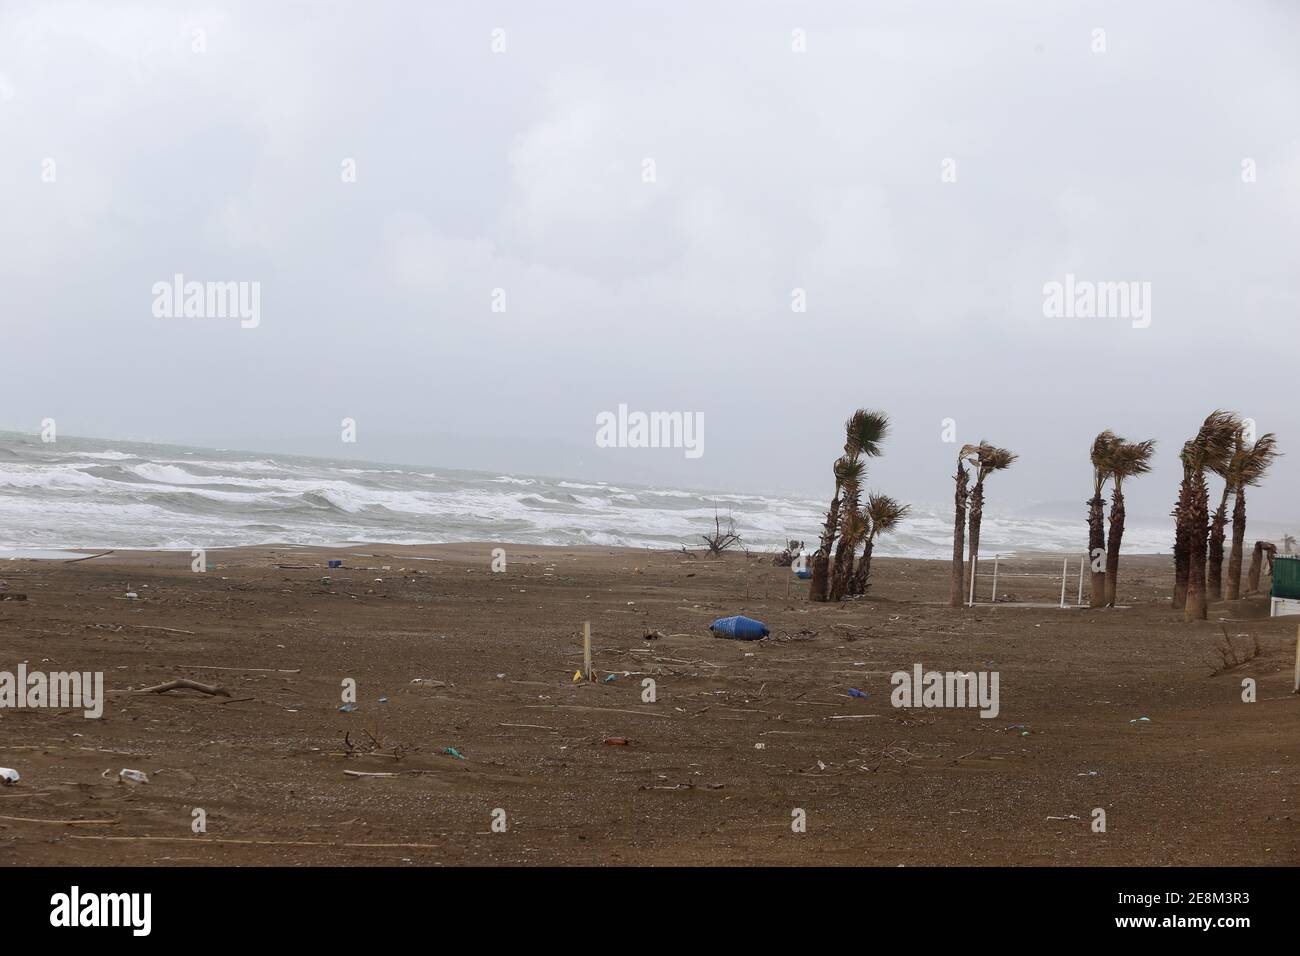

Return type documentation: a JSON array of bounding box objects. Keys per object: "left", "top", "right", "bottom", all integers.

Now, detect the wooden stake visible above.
[
  {"left": 1293, "top": 624, "right": 1299, "bottom": 694},
  {"left": 583, "top": 621, "right": 593, "bottom": 681}
]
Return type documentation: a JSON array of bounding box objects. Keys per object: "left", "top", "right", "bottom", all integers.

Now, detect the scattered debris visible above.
[
  {"left": 63, "top": 550, "right": 115, "bottom": 564},
  {"left": 442, "top": 747, "right": 465, "bottom": 760},
  {"left": 338, "top": 703, "right": 355, "bottom": 713},
  {"left": 135, "top": 678, "right": 231, "bottom": 698},
  {"left": 603, "top": 737, "right": 630, "bottom": 746},
  {"left": 0, "top": 768, "right": 19, "bottom": 786},
  {"left": 847, "top": 688, "right": 868, "bottom": 699},
  {"left": 118, "top": 769, "right": 149, "bottom": 785},
  {"left": 1129, "top": 716, "right": 1151, "bottom": 724}
]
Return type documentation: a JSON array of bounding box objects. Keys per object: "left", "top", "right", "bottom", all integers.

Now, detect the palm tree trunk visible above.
[
  {"left": 1207, "top": 485, "right": 1230, "bottom": 601},
  {"left": 809, "top": 492, "right": 840, "bottom": 603},
  {"left": 829, "top": 533, "right": 854, "bottom": 601},
  {"left": 1172, "top": 486, "right": 1191, "bottom": 609},
  {"left": 851, "top": 538, "right": 874, "bottom": 596},
  {"left": 949, "top": 465, "right": 969, "bottom": 607},
  {"left": 1087, "top": 492, "right": 1106, "bottom": 607},
  {"left": 1185, "top": 475, "right": 1209, "bottom": 621},
  {"left": 1247, "top": 540, "right": 1266, "bottom": 593},
  {"left": 965, "top": 479, "right": 985, "bottom": 600},
  {"left": 1225, "top": 486, "right": 1247, "bottom": 600},
  {"left": 1104, "top": 485, "right": 1125, "bottom": 606}
]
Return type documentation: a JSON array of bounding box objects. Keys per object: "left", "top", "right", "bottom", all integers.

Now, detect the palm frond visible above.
[
  {"left": 844, "top": 409, "right": 890, "bottom": 458},
  {"left": 1090, "top": 430, "right": 1123, "bottom": 471},
  {"left": 972, "top": 440, "right": 1017, "bottom": 479},
  {"left": 833, "top": 455, "right": 866, "bottom": 489},
  {"left": 863, "top": 493, "right": 910, "bottom": 540},
  {"left": 1231, "top": 432, "right": 1280, "bottom": 488},
  {"left": 1111, "top": 439, "right": 1156, "bottom": 482}
]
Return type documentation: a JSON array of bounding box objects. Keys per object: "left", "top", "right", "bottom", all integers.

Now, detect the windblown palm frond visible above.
[
  {"left": 863, "top": 494, "right": 910, "bottom": 541},
  {"left": 833, "top": 455, "right": 866, "bottom": 490},
  {"left": 1229, "top": 432, "right": 1280, "bottom": 488},
  {"left": 1110, "top": 439, "right": 1156, "bottom": 484},
  {"left": 844, "top": 409, "right": 890, "bottom": 459}
]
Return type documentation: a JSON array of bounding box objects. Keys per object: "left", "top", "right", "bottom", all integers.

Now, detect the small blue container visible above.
[
  {"left": 328, "top": 559, "right": 343, "bottom": 569},
  {"left": 794, "top": 568, "right": 812, "bottom": 580},
  {"left": 709, "top": 615, "right": 769, "bottom": 641}
]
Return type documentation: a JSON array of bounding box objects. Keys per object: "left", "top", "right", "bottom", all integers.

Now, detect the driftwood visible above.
[
  {"left": 700, "top": 512, "right": 742, "bottom": 556},
  {"left": 63, "top": 550, "right": 115, "bottom": 564},
  {"left": 134, "top": 679, "right": 231, "bottom": 698}
]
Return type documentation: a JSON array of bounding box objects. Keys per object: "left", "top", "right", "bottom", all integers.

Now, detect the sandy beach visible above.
[{"left": 0, "top": 544, "right": 1295, "bottom": 867}]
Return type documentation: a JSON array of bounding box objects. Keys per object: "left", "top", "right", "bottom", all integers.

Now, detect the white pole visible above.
[
  {"left": 968, "top": 554, "right": 978, "bottom": 607},
  {"left": 1077, "top": 556, "right": 1085, "bottom": 607},
  {"left": 991, "top": 555, "right": 999, "bottom": 603},
  {"left": 1059, "top": 558, "right": 1068, "bottom": 608},
  {"left": 583, "top": 621, "right": 593, "bottom": 681},
  {"left": 1293, "top": 623, "right": 1299, "bottom": 694}
]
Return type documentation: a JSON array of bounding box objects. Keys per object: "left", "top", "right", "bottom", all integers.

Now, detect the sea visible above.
[{"left": 0, "top": 431, "right": 1172, "bottom": 557}]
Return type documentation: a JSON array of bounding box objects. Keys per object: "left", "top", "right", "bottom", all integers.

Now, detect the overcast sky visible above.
[{"left": 2, "top": 0, "right": 1298, "bottom": 524}]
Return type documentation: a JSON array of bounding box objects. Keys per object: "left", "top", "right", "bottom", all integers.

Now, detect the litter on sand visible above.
[
  {"left": 1129, "top": 716, "right": 1151, "bottom": 724},
  {"left": 0, "top": 768, "right": 19, "bottom": 785},
  {"left": 118, "top": 769, "right": 149, "bottom": 785},
  {"left": 708, "top": 615, "right": 769, "bottom": 641},
  {"left": 442, "top": 747, "right": 465, "bottom": 760},
  {"left": 847, "top": 688, "right": 868, "bottom": 699}
]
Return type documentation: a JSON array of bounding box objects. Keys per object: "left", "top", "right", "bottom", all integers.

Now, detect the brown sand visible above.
[{"left": 0, "top": 545, "right": 1295, "bottom": 866}]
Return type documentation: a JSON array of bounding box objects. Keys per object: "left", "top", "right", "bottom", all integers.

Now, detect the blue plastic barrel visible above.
[{"left": 709, "top": 615, "right": 769, "bottom": 641}]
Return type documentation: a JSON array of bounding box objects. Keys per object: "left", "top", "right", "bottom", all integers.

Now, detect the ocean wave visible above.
[{"left": 0, "top": 434, "right": 1175, "bottom": 556}]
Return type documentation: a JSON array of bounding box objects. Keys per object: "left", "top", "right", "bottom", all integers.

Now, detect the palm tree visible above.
[
  {"left": 828, "top": 463, "right": 865, "bottom": 601},
  {"left": 1104, "top": 438, "right": 1155, "bottom": 606},
  {"left": 965, "top": 442, "right": 1017, "bottom": 602},
  {"left": 1224, "top": 431, "right": 1280, "bottom": 600},
  {"left": 1179, "top": 411, "right": 1240, "bottom": 621},
  {"left": 1088, "top": 431, "right": 1122, "bottom": 608},
  {"left": 949, "top": 445, "right": 977, "bottom": 607},
  {"left": 1207, "top": 474, "right": 1233, "bottom": 602},
  {"left": 810, "top": 410, "right": 888, "bottom": 602},
  {"left": 849, "top": 494, "right": 910, "bottom": 596}
]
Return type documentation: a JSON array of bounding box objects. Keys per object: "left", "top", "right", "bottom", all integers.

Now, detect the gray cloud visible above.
[{"left": 2, "top": 0, "right": 1298, "bottom": 524}]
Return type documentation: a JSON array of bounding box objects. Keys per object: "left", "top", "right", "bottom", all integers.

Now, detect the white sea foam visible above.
[{"left": 0, "top": 433, "right": 1174, "bottom": 556}]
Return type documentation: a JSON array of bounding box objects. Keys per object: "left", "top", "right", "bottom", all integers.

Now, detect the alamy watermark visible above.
[
  {"left": 1, "top": 664, "right": 104, "bottom": 718},
  {"left": 1042, "top": 273, "right": 1150, "bottom": 329},
  {"left": 595, "top": 404, "right": 704, "bottom": 459},
  {"left": 152, "top": 274, "right": 260, "bottom": 328},
  {"left": 890, "top": 663, "right": 999, "bottom": 718}
]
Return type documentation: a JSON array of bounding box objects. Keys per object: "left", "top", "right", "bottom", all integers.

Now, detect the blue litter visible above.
[
  {"left": 338, "top": 703, "right": 355, "bottom": 713},
  {"left": 328, "top": 559, "right": 343, "bottom": 568},
  {"left": 847, "top": 688, "right": 868, "bottom": 699},
  {"left": 794, "top": 568, "right": 812, "bottom": 580},
  {"left": 708, "top": 615, "right": 769, "bottom": 641}
]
